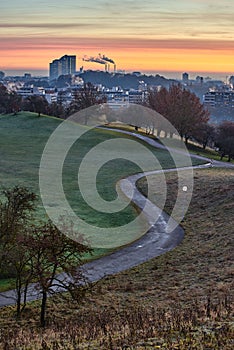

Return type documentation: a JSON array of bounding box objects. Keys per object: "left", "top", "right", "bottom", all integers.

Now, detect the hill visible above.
[
  {"left": 0, "top": 112, "right": 203, "bottom": 261},
  {"left": 0, "top": 167, "right": 233, "bottom": 349},
  {"left": 55, "top": 70, "right": 175, "bottom": 89}
]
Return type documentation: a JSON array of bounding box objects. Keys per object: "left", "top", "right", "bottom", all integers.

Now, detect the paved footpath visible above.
[{"left": 0, "top": 131, "right": 233, "bottom": 307}]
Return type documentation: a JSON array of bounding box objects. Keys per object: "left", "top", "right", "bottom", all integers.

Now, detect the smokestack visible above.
[
  {"left": 83, "top": 54, "right": 116, "bottom": 72},
  {"left": 99, "top": 54, "right": 115, "bottom": 64}
]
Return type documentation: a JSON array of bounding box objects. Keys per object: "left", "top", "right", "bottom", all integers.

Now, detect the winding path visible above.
[{"left": 0, "top": 131, "right": 233, "bottom": 307}]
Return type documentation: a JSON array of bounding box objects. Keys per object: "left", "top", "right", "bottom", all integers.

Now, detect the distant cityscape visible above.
[{"left": 0, "top": 54, "right": 234, "bottom": 123}]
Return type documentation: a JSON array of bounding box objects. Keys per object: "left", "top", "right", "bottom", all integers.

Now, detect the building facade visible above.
[
  {"left": 203, "top": 91, "right": 234, "bottom": 108},
  {"left": 49, "top": 55, "right": 76, "bottom": 81}
]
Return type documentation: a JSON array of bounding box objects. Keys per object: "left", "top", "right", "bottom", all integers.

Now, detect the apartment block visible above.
[{"left": 49, "top": 55, "right": 76, "bottom": 81}]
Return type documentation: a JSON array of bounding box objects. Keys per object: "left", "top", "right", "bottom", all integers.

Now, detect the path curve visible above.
[{"left": 0, "top": 130, "right": 233, "bottom": 307}]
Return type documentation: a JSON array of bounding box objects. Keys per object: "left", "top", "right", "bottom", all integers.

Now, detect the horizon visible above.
[
  {"left": 2, "top": 68, "right": 231, "bottom": 82},
  {"left": 1, "top": 1, "right": 234, "bottom": 74}
]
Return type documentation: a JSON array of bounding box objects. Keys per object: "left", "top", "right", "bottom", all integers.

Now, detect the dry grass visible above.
[{"left": 0, "top": 168, "right": 233, "bottom": 349}]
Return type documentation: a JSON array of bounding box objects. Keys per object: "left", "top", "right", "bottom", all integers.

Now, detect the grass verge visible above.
[{"left": 105, "top": 122, "right": 234, "bottom": 163}]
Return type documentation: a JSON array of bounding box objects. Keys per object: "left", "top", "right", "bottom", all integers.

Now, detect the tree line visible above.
[
  {"left": 0, "top": 82, "right": 233, "bottom": 160},
  {"left": 0, "top": 82, "right": 106, "bottom": 118},
  {"left": 146, "top": 85, "right": 234, "bottom": 161},
  {"left": 0, "top": 187, "right": 92, "bottom": 326}
]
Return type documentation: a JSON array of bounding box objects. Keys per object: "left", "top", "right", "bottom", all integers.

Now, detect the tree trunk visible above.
[
  {"left": 16, "top": 276, "right": 22, "bottom": 319},
  {"left": 40, "top": 291, "right": 47, "bottom": 327},
  {"left": 16, "top": 289, "right": 22, "bottom": 319},
  {"left": 21, "top": 282, "right": 29, "bottom": 313}
]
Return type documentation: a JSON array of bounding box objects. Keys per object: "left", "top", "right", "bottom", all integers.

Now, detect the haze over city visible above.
[{"left": 1, "top": 0, "right": 234, "bottom": 77}]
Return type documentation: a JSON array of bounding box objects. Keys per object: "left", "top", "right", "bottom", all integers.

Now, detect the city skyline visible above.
[{"left": 1, "top": 0, "right": 234, "bottom": 74}]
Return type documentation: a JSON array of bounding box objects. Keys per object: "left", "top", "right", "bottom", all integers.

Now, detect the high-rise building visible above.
[
  {"left": 182, "top": 72, "right": 189, "bottom": 83},
  {"left": 49, "top": 55, "right": 76, "bottom": 81},
  {"left": 49, "top": 59, "right": 62, "bottom": 81},
  {"left": 60, "top": 55, "right": 76, "bottom": 76}
]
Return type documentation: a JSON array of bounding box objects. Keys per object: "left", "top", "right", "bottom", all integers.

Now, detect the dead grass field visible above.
[{"left": 0, "top": 168, "right": 233, "bottom": 349}]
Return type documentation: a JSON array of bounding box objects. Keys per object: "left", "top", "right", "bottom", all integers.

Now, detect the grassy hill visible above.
[
  {"left": 0, "top": 113, "right": 233, "bottom": 348},
  {"left": 0, "top": 112, "right": 203, "bottom": 237},
  {"left": 0, "top": 112, "right": 205, "bottom": 286},
  {"left": 0, "top": 167, "right": 233, "bottom": 349}
]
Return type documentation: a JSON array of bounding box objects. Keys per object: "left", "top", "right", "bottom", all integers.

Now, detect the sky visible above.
[{"left": 1, "top": 0, "right": 234, "bottom": 77}]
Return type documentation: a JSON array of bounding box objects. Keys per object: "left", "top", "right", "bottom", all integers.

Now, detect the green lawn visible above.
[
  {"left": 0, "top": 112, "right": 206, "bottom": 290},
  {"left": 0, "top": 112, "right": 203, "bottom": 227}
]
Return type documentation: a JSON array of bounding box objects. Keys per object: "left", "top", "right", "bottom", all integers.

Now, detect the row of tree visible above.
[
  {"left": 146, "top": 85, "right": 234, "bottom": 161},
  {"left": 0, "top": 187, "right": 92, "bottom": 326},
  {"left": 146, "top": 84, "right": 210, "bottom": 143},
  {"left": 0, "top": 82, "right": 233, "bottom": 160},
  {"left": 0, "top": 83, "right": 105, "bottom": 118}
]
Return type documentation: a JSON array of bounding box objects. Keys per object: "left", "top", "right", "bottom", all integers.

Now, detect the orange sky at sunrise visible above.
[{"left": 1, "top": 0, "right": 234, "bottom": 76}]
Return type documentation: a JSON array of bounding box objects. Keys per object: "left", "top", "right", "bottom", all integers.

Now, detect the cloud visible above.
[
  {"left": 0, "top": 36, "right": 234, "bottom": 52},
  {"left": 0, "top": 23, "right": 98, "bottom": 29}
]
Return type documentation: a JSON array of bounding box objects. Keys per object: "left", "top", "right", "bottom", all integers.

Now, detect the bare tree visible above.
[
  {"left": 216, "top": 121, "right": 234, "bottom": 161},
  {"left": 0, "top": 186, "right": 37, "bottom": 247},
  {"left": 48, "top": 101, "right": 65, "bottom": 118},
  {"left": 68, "top": 83, "right": 106, "bottom": 123},
  {"left": 147, "top": 85, "right": 210, "bottom": 142},
  {"left": 22, "top": 95, "right": 49, "bottom": 117},
  {"left": 193, "top": 123, "right": 216, "bottom": 149},
  {"left": 0, "top": 187, "right": 37, "bottom": 317},
  {"left": 23, "top": 221, "right": 92, "bottom": 327}
]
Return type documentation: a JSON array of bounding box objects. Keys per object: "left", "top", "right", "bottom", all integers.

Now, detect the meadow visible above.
[
  {"left": 0, "top": 112, "right": 203, "bottom": 238},
  {"left": 0, "top": 112, "right": 204, "bottom": 290},
  {"left": 0, "top": 167, "right": 233, "bottom": 349}
]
